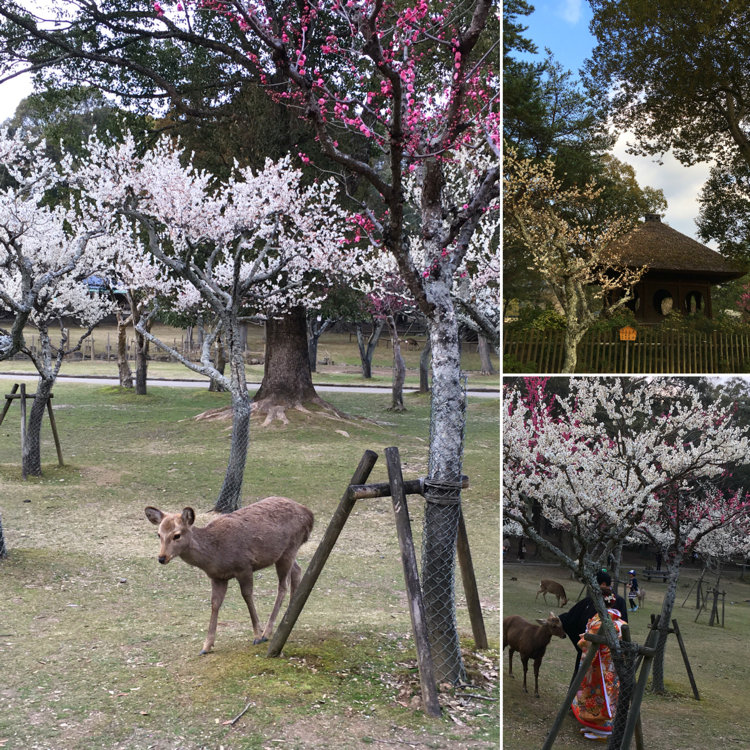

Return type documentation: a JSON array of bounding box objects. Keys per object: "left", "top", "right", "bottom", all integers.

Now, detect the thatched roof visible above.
[{"left": 606, "top": 214, "right": 746, "bottom": 282}]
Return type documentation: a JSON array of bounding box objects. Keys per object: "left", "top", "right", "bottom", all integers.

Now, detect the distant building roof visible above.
[{"left": 606, "top": 214, "right": 746, "bottom": 283}]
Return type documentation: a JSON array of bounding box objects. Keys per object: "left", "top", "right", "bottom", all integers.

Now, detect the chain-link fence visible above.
[
  {"left": 420, "top": 374, "right": 468, "bottom": 684},
  {"left": 213, "top": 398, "right": 252, "bottom": 514}
]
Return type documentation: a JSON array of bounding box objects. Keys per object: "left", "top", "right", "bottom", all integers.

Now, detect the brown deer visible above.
[
  {"left": 535, "top": 578, "right": 568, "bottom": 607},
  {"left": 145, "top": 496, "right": 314, "bottom": 654},
  {"left": 503, "top": 612, "right": 566, "bottom": 698}
]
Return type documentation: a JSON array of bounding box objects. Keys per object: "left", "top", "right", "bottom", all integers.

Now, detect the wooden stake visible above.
[
  {"left": 456, "top": 508, "right": 488, "bottom": 650},
  {"left": 385, "top": 446, "right": 441, "bottom": 718},
  {"left": 46, "top": 400, "right": 64, "bottom": 466},
  {"left": 19, "top": 383, "right": 28, "bottom": 479},
  {"left": 672, "top": 619, "right": 700, "bottom": 700},
  {"left": 0, "top": 383, "right": 20, "bottom": 427}
]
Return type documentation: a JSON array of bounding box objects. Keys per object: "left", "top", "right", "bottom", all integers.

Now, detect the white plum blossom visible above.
[
  {"left": 0, "top": 127, "right": 117, "bottom": 476},
  {"left": 78, "top": 133, "right": 357, "bottom": 511},
  {"left": 504, "top": 378, "right": 749, "bottom": 556}
]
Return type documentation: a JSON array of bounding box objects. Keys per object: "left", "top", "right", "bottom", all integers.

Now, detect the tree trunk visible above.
[
  {"left": 607, "top": 644, "right": 639, "bottom": 750},
  {"left": 253, "top": 306, "right": 333, "bottom": 424},
  {"left": 421, "top": 286, "right": 467, "bottom": 684},
  {"left": 22, "top": 375, "right": 54, "bottom": 478},
  {"left": 477, "top": 334, "right": 496, "bottom": 375},
  {"left": 419, "top": 337, "right": 431, "bottom": 393},
  {"left": 116, "top": 310, "right": 133, "bottom": 388},
  {"left": 214, "top": 317, "right": 252, "bottom": 514},
  {"left": 386, "top": 315, "right": 406, "bottom": 411},
  {"left": 307, "top": 315, "right": 333, "bottom": 373},
  {"left": 651, "top": 555, "right": 684, "bottom": 693},
  {"left": 131, "top": 297, "right": 151, "bottom": 396},
  {"left": 214, "top": 389, "right": 252, "bottom": 513},
  {"left": 562, "top": 327, "right": 580, "bottom": 374},
  {"left": 355, "top": 319, "right": 385, "bottom": 378},
  {"left": 209, "top": 335, "right": 228, "bottom": 392}
]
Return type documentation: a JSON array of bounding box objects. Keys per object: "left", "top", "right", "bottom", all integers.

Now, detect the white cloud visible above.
[
  {"left": 558, "top": 0, "right": 582, "bottom": 25},
  {"left": 612, "top": 133, "right": 714, "bottom": 246}
]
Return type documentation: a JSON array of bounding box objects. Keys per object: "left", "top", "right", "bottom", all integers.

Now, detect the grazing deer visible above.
[
  {"left": 145, "top": 496, "right": 314, "bottom": 654},
  {"left": 535, "top": 578, "right": 568, "bottom": 607}
]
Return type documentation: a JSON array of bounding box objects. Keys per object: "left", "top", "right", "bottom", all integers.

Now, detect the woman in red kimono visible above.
[{"left": 571, "top": 591, "right": 626, "bottom": 741}]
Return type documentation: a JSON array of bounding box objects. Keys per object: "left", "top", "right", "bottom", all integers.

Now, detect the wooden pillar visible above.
[{"left": 385, "top": 446, "right": 441, "bottom": 718}]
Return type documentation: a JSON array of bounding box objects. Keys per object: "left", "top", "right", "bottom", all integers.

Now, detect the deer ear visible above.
[
  {"left": 182, "top": 507, "right": 196, "bottom": 526},
  {"left": 145, "top": 507, "right": 163, "bottom": 525}
]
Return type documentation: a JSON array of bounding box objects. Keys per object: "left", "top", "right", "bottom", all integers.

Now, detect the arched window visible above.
[
  {"left": 684, "top": 290, "right": 705, "bottom": 314},
  {"left": 653, "top": 289, "right": 674, "bottom": 316}
]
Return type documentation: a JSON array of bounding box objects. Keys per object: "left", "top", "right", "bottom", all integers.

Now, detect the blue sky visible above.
[{"left": 515, "top": 0, "right": 714, "bottom": 244}]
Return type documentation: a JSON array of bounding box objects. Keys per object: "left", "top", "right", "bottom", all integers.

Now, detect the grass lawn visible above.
[
  {"left": 0, "top": 384, "right": 499, "bottom": 749},
  {"left": 502, "top": 561, "right": 750, "bottom": 749}
]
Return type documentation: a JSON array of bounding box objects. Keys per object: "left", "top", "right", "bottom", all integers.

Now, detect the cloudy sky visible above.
[
  {"left": 518, "top": 0, "right": 714, "bottom": 244},
  {"left": 0, "top": 72, "right": 32, "bottom": 124}
]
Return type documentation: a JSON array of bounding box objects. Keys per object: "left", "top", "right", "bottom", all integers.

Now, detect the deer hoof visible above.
[
  {"left": 252, "top": 637, "right": 268, "bottom": 645},
  {"left": 199, "top": 648, "right": 212, "bottom": 655}
]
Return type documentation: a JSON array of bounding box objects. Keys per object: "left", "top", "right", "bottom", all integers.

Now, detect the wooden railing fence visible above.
[{"left": 504, "top": 328, "right": 750, "bottom": 374}]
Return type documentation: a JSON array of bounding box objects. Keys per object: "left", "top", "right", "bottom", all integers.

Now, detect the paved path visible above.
[{"left": 0, "top": 372, "right": 499, "bottom": 399}]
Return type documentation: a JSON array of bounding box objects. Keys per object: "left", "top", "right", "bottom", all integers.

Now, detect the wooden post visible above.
[
  {"left": 385, "top": 446, "right": 441, "bottom": 718},
  {"left": 456, "top": 508, "right": 488, "bottom": 650},
  {"left": 46, "top": 400, "right": 64, "bottom": 466},
  {"left": 349, "top": 476, "right": 468, "bottom": 500},
  {"left": 267, "top": 449, "right": 379, "bottom": 658},
  {"left": 541, "top": 635, "right": 599, "bottom": 750},
  {"left": 620, "top": 622, "right": 659, "bottom": 750},
  {"left": 0, "top": 383, "right": 20, "bottom": 427},
  {"left": 19, "top": 383, "right": 28, "bottom": 479},
  {"left": 672, "top": 619, "right": 700, "bottom": 700}
]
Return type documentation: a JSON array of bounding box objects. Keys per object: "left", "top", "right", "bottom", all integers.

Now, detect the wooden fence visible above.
[
  {"left": 8, "top": 333, "right": 265, "bottom": 365},
  {"left": 504, "top": 328, "right": 750, "bottom": 374}
]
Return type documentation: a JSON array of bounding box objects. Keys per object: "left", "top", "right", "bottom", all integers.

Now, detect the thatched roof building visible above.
[{"left": 606, "top": 214, "right": 746, "bottom": 323}]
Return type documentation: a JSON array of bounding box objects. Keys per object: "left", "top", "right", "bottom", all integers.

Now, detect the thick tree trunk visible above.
[
  {"left": 386, "top": 315, "right": 406, "bottom": 411},
  {"left": 253, "top": 306, "right": 335, "bottom": 425},
  {"left": 477, "top": 334, "right": 495, "bottom": 375},
  {"left": 116, "top": 310, "right": 133, "bottom": 388},
  {"left": 22, "top": 375, "right": 54, "bottom": 478},
  {"left": 355, "top": 319, "right": 385, "bottom": 378},
  {"left": 419, "top": 337, "right": 431, "bottom": 393},
  {"left": 421, "top": 287, "right": 467, "bottom": 684}
]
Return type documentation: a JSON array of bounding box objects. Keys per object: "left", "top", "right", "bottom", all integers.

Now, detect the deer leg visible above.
[
  {"left": 236, "top": 571, "right": 262, "bottom": 642},
  {"left": 289, "top": 560, "right": 302, "bottom": 598},
  {"left": 521, "top": 656, "right": 529, "bottom": 693},
  {"left": 508, "top": 647, "right": 514, "bottom": 676},
  {"left": 533, "top": 657, "right": 542, "bottom": 698},
  {"left": 201, "top": 578, "right": 228, "bottom": 655},
  {"left": 258, "top": 556, "right": 293, "bottom": 643}
]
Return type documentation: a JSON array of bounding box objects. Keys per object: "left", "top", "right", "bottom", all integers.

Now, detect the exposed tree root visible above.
[{"left": 192, "top": 394, "right": 372, "bottom": 427}]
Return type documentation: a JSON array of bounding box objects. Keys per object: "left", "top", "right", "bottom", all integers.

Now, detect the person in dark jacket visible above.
[{"left": 558, "top": 571, "right": 629, "bottom": 680}]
